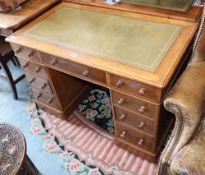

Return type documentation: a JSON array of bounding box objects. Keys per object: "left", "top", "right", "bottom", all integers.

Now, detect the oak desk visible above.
[{"left": 6, "top": 2, "right": 199, "bottom": 161}]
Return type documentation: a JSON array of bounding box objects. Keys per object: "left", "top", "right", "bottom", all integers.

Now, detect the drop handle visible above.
[
  {"left": 120, "top": 114, "right": 126, "bottom": 121},
  {"left": 27, "top": 51, "right": 33, "bottom": 57},
  {"left": 120, "top": 131, "right": 126, "bottom": 138},
  {"left": 50, "top": 59, "right": 57, "bottom": 66},
  {"left": 35, "top": 67, "right": 41, "bottom": 73},
  {"left": 138, "top": 88, "right": 146, "bottom": 96},
  {"left": 29, "top": 77, "right": 35, "bottom": 84},
  {"left": 138, "top": 122, "right": 145, "bottom": 129},
  {"left": 35, "top": 93, "right": 41, "bottom": 99},
  {"left": 138, "top": 106, "right": 146, "bottom": 113},
  {"left": 47, "top": 98, "right": 53, "bottom": 104},
  {"left": 138, "top": 139, "right": 144, "bottom": 145},
  {"left": 40, "top": 83, "right": 47, "bottom": 89},
  {"left": 22, "top": 62, "right": 29, "bottom": 68},
  {"left": 118, "top": 98, "right": 124, "bottom": 105},
  {"left": 15, "top": 47, "right": 22, "bottom": 53},
  {"left": 83, "top": 69, "right": 90, "bottom": 76},
  {"left": 116, "top": 80, "right": 123, "bottom": 88}
]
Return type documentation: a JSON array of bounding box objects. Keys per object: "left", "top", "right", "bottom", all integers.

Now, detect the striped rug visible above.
[{"left": 28, "top": 104, "right": 158, "bottom": 175}]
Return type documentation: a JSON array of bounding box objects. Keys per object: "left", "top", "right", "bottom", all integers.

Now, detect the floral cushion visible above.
[
  {"left": 0, "top": 0, "right": 27, "bottom": 12},
  {"left": 78, "top": 89, "right": 115, "bottom": 134}
]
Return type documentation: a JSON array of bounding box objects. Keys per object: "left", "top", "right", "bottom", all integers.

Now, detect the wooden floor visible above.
[{"left": 0, "top": 62, "right": 67, "bottom": 175}]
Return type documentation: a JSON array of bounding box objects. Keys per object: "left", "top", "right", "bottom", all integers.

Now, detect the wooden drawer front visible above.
[
  {"left": 112, "top": 91, "right": 158, "bottom": 119},
  {"left": 40, "top": 53, "right": 106, "bottom": 84},
  {"left": 19, "top": 58, "right": 48, "bottom": 79},
  {"left": 115, "top": 121, "right": 154, "bottom": 151},
  {"left": 31, "top": 87, "right": 59, "bottom": 110},
  {"left": 11, "top": 44, "right": 40, "bottom": 62},
  {"left": 115, "top": 107, "right": 155, "bottom": 135},
  {"left": 110, "top": 74, "right": 159, "bottom": 102},
  {"left": 26, "top": 73, "right": 53, "bottom": 95}
]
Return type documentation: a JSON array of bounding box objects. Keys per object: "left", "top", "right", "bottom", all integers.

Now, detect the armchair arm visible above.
[
  {"left": 158, "top": 61, "right": 205, "bottom": 175},
  {"left": 170, "top": 120, "right": 205, "bottom": 175}
]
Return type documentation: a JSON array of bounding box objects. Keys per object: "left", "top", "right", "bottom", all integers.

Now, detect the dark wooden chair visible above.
[{"left": 0, "top": 36, "right": 25, "bottom": 99}]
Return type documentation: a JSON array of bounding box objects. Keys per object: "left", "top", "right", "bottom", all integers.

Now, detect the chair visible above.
[
  {"left": 0, "top": 36, "right": 25, "bottom": 99},
  {"left": 158, "top": 3, "right": 205, "bottom": 175}
]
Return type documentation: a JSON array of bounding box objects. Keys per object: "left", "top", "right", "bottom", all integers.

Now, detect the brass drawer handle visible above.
[
  {"left": 83, "top": 69, "right": 90, "bottom": 76},
  {"left": 139, "top": 88, "right": 146, "bottom": 96},
  {"left": 27, "top": 51, "right": 33, "bottom": 57},
  {"left": 120, "top": 114, "right": 126, "bottom": 121},
  {"left": 118, "top": 98, "right": 124, "bottom": 105},
  {"left": 47, "top": 98, "right": 53, "bottom": 104},
  {"left": 29, "top": 77, "right": 35, "bottom": 84},
  {"left": 116, "top": 80, "right": 123, "bottom": 88},
  {"left": 22, "top": 62, "right": 29, "bottom": 68},
  {"left": 120, "top": 131, "right": 126, "bottom": 138},
  {"left": 15, "top": 47, "right": 22, "bottom": 53},
  {"left": 50, "top": 59, "right": 57, "bottom": 66},
  {"left": 138, "top": 139, "right": 144, "bottom": 145},
  {"left": 40, "top": 83, "right": 47, "bottom": 89},
  {"left": 35, "top": 93, "right": 41, "bottom": 99},
  {"left": 35, "top": 67, "right": 41, "bottom": 73},
  {"left": 139, "top": 106, "right": 146, "bottom": 113},
  {"left": 138, "top": 122, "right": 145, "bottom": 129}
]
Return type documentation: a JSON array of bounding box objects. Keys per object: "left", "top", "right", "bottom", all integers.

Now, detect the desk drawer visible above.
[
  {"left": 110, "top": 74, "right": 159, "bottom": 102},
  {"left": 40, "top": 53, "right": 106, "bottom": 84},
  {"left": 26, "top": 73, "right": 53, "bottom": 95},
  {"left": 115, "top": 107, "right": 155, "bottom": 135},
  {"left": 31, "top": 87, "right": 59, "bottom": 110},
  {"left": 11, "top": 44, "right": 40, "bottom": 62},
  {"left": 112, "top": 91, "right": 159, "bottom": 119},
  {"left": 115, "top": 121, "right": 154, "bottom": 152},
  {"left": 19, "top": 58, "right": 48, "bottom": 79}
]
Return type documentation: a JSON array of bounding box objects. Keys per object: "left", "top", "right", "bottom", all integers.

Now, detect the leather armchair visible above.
[{"left": 158, "top": 5, "right": 205, "bottom": 175}]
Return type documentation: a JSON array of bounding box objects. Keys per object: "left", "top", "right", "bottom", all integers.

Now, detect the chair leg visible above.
[
  {"left": 11, "top": 56, "right": 17, "bottom": 66},
  {"left": 0, "top": 61, "right": 18, "bottom": 99},
  {"left": 13, "top": 56, "right": 20, "bottom": 66}
]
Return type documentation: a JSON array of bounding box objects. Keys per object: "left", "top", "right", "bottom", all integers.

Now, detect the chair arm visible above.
[
  {"left": 170, "top": 120, "right": 205, "bottom": 175},
  {"left": 158, "top": 61, "right": 205, "bottom": 175}
]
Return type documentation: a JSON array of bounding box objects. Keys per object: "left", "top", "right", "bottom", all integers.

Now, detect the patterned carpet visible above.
[
  {"left": 78, "top": 89, "right": 114, "bottom": 134},
  {"left": 29, "top": 89, "right": 158, "bottom": 175}
]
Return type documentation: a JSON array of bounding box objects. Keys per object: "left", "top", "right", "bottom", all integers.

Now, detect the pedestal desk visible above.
[{"left": 6, "top": 1, "right": 201, "bottom": 161}]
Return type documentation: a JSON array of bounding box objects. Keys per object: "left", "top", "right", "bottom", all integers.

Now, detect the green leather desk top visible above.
[
  {"left": 24, "top": 7, "right": 182, "bottom": 72},
  {"left": 123, "top": 0, "right": 194, "bottom": 12}
]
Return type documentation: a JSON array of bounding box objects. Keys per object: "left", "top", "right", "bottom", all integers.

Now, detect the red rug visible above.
[{"left": 28, "top": 104, "right": 158, "bottom": 175}]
